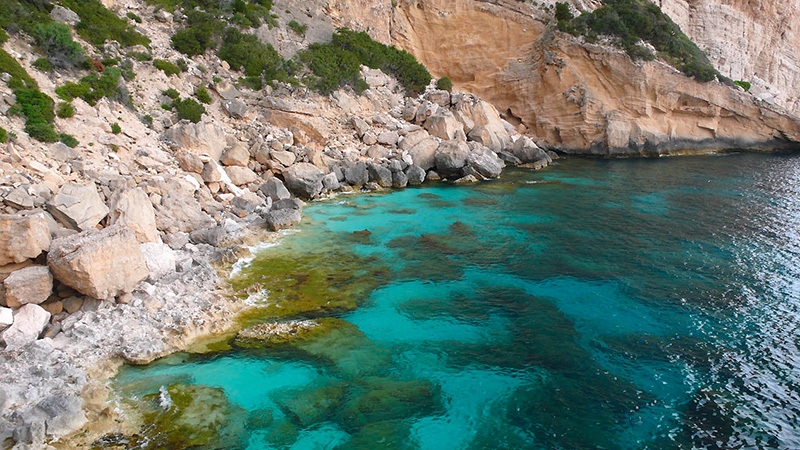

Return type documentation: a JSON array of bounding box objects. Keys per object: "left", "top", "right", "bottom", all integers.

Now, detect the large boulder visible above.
[
  {"left": 0, "top": 214, "right": 50, "bottom": 266},
  {"left": 406, "top": 137, "right": 440, "bottom": 171},
  {"left": 220, "top": 143, "right": 250, "bottom": 167},
  {"left": 344, "top": 162, "right": 369, "bottom": 186},
  {"left": 47, "top": 183, "right": 109, "bottom": 231},
  {"left": 511, "top": 136, "right": 552, "bottom": 166},
  {"left": 434, "top": 140, "right": 470, "bottom": 178},
  {"left": 1, "top": 304, "right": 50, "bottom": 350},
  {"left": 270, "top": 150, "right": 296, "bottom": 167},
  {"left": 398, "top": 129, "right": 431, "bottom": 151},
  {"left": 367, "top": 163, "right": 393, "bottom": 187},
  {"left": 424, "top": 111, "right": 463, "bottom": 141},
  {"left": 455, "top": 97, "right": 511, "bottom": 152},
  {"left": 259, "top": 178, "right": 291, "bottom": 202},
  {"left": 405, "top": 165, "right": 426, "bottom": 185},
  {"left": 283, "top": 163, "right": 324, "bottom": 199},
  {"left": 34, "top": 394, "right": 87, "bottom": 439},
  {"left": 108, "top": 188, "right": 160, "bottom": 243},
  {"left": 47, "top": 225, "right": 149, "bottom": 301},
  {"left": 156, "top": 189, "right": 215, "bottom": 234},
  {"left": 467, "top": 145, "right": 505, "bottom": 179},
  {"left": 263, "top": 209, "right": 302, "bottom": 231},
  {"left": 165, "top": 121, "right": 227, "bottom": 162},
  {"left": 3, "top": 265, "right": 52, "bottom": 308}
]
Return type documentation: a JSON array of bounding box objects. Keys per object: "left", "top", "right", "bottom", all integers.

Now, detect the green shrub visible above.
[
  {"left": 194, "top": 85, "right": 212, "bottom": 103},
  {"left": 128, "top": 50, "right": 152, "bottom": 61},
  {"left": 25, "top": 122, "right": 59, "bottom": 142},
  {"left": 555, "top": 2, "right": 573, "bottom": 22},
  {"left": 111, "top": 122, "right": 121, "bottom": 134},
  {"left": 0, "top": 0, "right": 53, "bottom": 36},
  {"left": 0, "top": 126, "right": 7, "bottom": 143},
  {"left": 436, "top": 76, "right": 452, "bottom": 91},
  {"left": 173, "top": 97, "right": 205, "bottom": 123},
  {"left": 0, "top": 29, "right": 8, "bottom": 45},
  {"left": 287, "top": 20, "right": 307, "bottom": 37},
  {"left": 56, "top": 81, "right": 91, "bottom": 101},
  {"left": 219, "top": 27, "right": 292, "bottom": 84},
  {"left": 171, "top": 10, "right": 225, "bottom": 57},
  {"left": 60, "top": 0, "right": 150, "bottom": 48},
  {"left": 154, "top": 59, "right": 181, "bottom": 76},
  {"left": 126, "top": 12, "right": 142, "bottom": 23},
  {"left": 299, "top": 28, "right": 431, "bottom": 95},
  {"left": 0, "top": 48, "right": 37, "bottom": 89},
  {"left": 55, "top": 68, "right": 123, "bottom": 105},
  {"left": 560, "top": 0, "right": 718, "bottom": 82},
  {"left": 32, "top": 57, "right": 54, "bottom": 72},
  {"left": 31, "top": 22, "right": 86, "bottom": 69},
  {"left": 163, "top": 88, "right": 180, "bottom": 99},
  {"left": 118, "top": 59, "right": 135, "bottom": 80},
  {"left": 56, "top": 101, "right": 75, "bottom": 118},
  {"left": 176, "top": 58, "right": 189, "bottom": 72},
  {"left": 59, "top": 133, "right": 78, "bottom": 147},
  {"left": 734, "top": 80, "right": 751, "bottom": 92},
  {"left": 12, "top": 89, "right": 55, "bottom": 124}
]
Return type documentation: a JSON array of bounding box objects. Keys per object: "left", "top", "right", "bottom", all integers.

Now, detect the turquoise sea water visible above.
[{"left": 113, "top": 153, "right": 800, "bottom": 449}]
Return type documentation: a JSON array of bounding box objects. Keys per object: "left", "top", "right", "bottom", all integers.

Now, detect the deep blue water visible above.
[{"left": 114, "top": 153, "right": 800, "bottom": 449}]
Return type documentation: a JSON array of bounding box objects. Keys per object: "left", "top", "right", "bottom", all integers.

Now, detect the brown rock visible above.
[
  {"left": 0, "top": 214, "right": 50, "bottom": 266},
  {"left": 3, "top": 265, "right": 53, "bottom": 307},
  {"left": 221, "top": 143, "right": 250, "bottom": 167},
  {"left": 47, "top": 225, "right": 149, "bottom": 301},
  {"left": 108, "top": 188, "right": 160, "bottom": 243},
  {"left": 47, "top": 183, "right": 109, "bottom": 231}
]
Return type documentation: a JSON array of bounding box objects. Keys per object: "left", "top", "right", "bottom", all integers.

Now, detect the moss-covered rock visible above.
[
  {"left": 338, "top": 377, "right": 442, "bottom": 430},
  {"left": 273, "top": 382, "right": 345, "bottom": 428}
]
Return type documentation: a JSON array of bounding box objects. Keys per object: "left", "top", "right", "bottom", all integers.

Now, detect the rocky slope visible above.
[{"left": 327, "top": 0, "right": 800, "bottom": 154}]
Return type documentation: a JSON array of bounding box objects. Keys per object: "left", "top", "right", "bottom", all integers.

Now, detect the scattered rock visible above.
[
  {"left": 222, "top": 99, "right": 249, "bottom": 118},
  {"left": 35, "top": 394, "right": 87, "bottom": 439},
  {"left": 109, "top": 188, "right": 160, "bottom": 243},
  {"left": 47, "top": 183, "right": 109, "bottom": 232},
  {"left": 424, "top": 111, "right": 463, "bottom": 141},
  {"left": 270, "top": 150, "right": 297, "bottom": 167},
  {"left": 1, "top": 304, "right": 50, "bottom": 350},
  {"left": 405, "top": 165, "right": 426, "bottom": 185},
  {"left": 377, "top": 131, "right": 399, "bottom": 146},
  {"left": 3, "top": 185, "right": 35, "bottom": 209},
  {"left": 434, "top": 140, "right": 470, "bottom": 178},
  {"left": 406, "top": 137, "right": 440, "bottom": 171},
  {"left": 225, "top": 166, "right": 259, "bottom": 186},
  {"left": 47, "top": 225, "right": 149, "bottom": 301},
  {"left": 220, "top": 144, "right": 250, "bottom": 167},
  {"left": 49, "top": 5, "right": 80, "bottom": 25},
  {"left": 367, "top": 163, "right": 393, "bottom": 187},
  {"left": 283, "top": 163, "right": 324, "bottom": 199},
  {"left": 49, "top": 142, "right": 78, "bottom": 162},
  {"left": 165, "top": 122, "right": 227, "bottom": 162},
  {"left": 3, "top": 266, "right": 52, "bottom": 308},
  {"left": 0, "top": 214, "right": 51, "bottom": 266},
  {"left": 344, "top": 161, "right": 369, "bottom": 186},
  {"left": 175, "top": 152, "right": 204, "bottom": 173},
  {"left": 466, "top": 145, "right": 505, "bottom": 179},
  {"left": 259, "top": 178, "right": 291, "bottom": 202}
]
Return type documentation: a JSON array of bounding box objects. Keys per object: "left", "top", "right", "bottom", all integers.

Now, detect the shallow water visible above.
[{"left": 113, "top": 153, "right": 800, "bottom": 449}]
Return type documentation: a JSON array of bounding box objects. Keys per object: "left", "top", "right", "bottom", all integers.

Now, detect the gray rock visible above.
[
  {"left": 231, "top": 190, "right": 265, "bottom": 216},
  {"left": 511, "top": 136, "right": 551, "bottom": 165},
  {"left": 351, "top": 117, "right": 370, "bottom": 138},
  {"left": 35, "top": 394, "right": 87, "bottom": 439},
  {"left": 454, "top": 174, "right": 479, "bottom": 184},
  {"left": 426, "top": 170, "right": 441, "bottom": 181},
  {"left": 434, "top": 140, "right": 470, "bottom": 178},
  {"left": 283, "top": 163, "right": 324, "bottom": 199},
  {"left": 3, "top": 185, "right": 35, "bottom": 209},
  {"left": 272, "top": 198, "right": 304, "bottom": 211},
  {"left": 139, "top": 243, "right": 176, "bottom": 282},
  {"left": 163, "top": 232, "right": 190, "bottom": 250},
  {"left": 175, "top": 152, "right": 204, "bottom": 173},
  {"left": 344, "top": 161, "right": 369, "bottom": 186},
  {"left": 190, "top": 224, "right": 227, "bottom": 247},
  {"left": 50, "top": 5, "right": 80, "bottom": 24},
  {"left": 201, "top": 160, "right": 223, "bottom": 183},
  {"left": 467, "top": 145, "right": 505, "bottom": 179},
  {"left": 49, "top": 142, "right": 78, "bottom": 162},
  {"left": 214, "top": 81, "right": 240, "bottom": 100},
  {"left": 47, "top": 225, "right": 149, "bottom": 301},
  {"left": 1, "top": 304, "right": 50, "bottom": 350},
  {"left": 220, "top": 144, "right": 250, "bottom": 167},
  {"left": 156, "top": 189, "right": 215, "bottom": 234},
  {"left": 426, "top": 90, "right": 451, "bottom": 107},
  {"left": 405, "top": 165, "right": 426, "bottom": 185},
  {"left": 497, "top": 151, "right": 522, "bottom": 165},
  {"left": 154, "top": 9, "right": 173, "bottom": 22},
  {"left": 165, "top": 121, "right": 227, "bottom": 162},
  {"left": 398, "top": 129, "right": 430, "bottom": 151},
  {"left": 108, "top": 188, "right": 160, "bottom": 243},
  {"left": 392, "top": 170, "right": 408, "bottom": 188},
  {"left": 3, "top": 266, "right": 52, "bottom": 308},
  {"left": 377, "top": 131, "right": 399, "bottom": 146},
  {"left": 367, "top": 163, "right": 393, "bottom": 187},
  {"left": 322, "top": 172, "right": 340, "bottom": 192},
  {"left": 366, "top": 145, "right": 390, "bottom": 160},
  {"left": 264, "top": 208, "right": 302, "bottom": 231},
  {"left": 222, "top": 99, "right": 248, "bottom": 118},
  {"left": 0, "top": 214, "right": 50, "bottom": 266},
  {"left": 47, "top": 183, "right": 109, "bottom": 232},
  {"left": 0, "top": 306, "right": 12, "bottom": 328},
  {"left": 259, "top": 178, "right": 291, "bottom": 202}
]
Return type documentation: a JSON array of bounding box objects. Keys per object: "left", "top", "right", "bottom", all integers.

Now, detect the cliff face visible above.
[
  {"left": 328, "top": 0, "right": 800, "bottom": 154},
  {"left": 658, "top": 0, "right": 800, "bottom": 115}
]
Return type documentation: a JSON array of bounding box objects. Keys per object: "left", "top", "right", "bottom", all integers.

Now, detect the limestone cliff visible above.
[
  {"left": 327, "top": 0, "right": 800, "bottom": 154},
  {"left": 658, "top": 0, "right": 800, "bottom": 115}
]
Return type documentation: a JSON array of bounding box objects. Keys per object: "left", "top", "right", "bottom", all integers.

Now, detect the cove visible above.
[{"left": 109, "top": 153, "right": 800, "bottom": 449}]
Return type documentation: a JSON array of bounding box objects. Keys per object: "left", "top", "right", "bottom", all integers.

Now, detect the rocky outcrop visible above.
[{"left": 47, "top": 226, "right": 149, "bottom": 301}]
